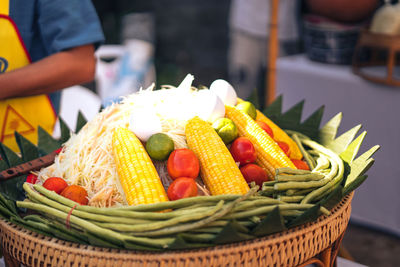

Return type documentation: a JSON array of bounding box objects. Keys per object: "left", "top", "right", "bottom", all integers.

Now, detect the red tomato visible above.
[
  {"left": 26, "top": 174, "right": 38, "bottom": 184},
  {"left": 277, "top": 141, "right": 290, "bottom": 157},
  {"left": 54, "top": 147, "right": 63, "bottom": 154},
  {"left": 291, "top": 159, "right": 310, "bottom": 170},
  {"left": 167, "top": 177, "right": 198, "bottom": 201},
  {"left": 60, "top": 185, "right": 88, "bottom": 205},
  {"left": 240, "top": 164, "right": 269, "bottom": 187},
  {"left": 256, "top": 120, "right": 274, "bottom": 138},
  {"left": 43, "top": 177, "right": 68, "bottom": 194},
  {"left": 167, "top": 149, "right": 200, "bottom": 180},
  {"left": 230, "top": 137, "right": 256, "bottom": 166}
]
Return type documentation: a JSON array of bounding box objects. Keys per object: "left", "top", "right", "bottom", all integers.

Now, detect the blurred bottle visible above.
[{"left": 96, "top": 12, "right": 156, "bottom": 107}]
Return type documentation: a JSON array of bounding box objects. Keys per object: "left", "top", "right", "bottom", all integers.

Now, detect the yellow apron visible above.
[{"left": 0, "top": 1, "right": 56, "bottom": 152}]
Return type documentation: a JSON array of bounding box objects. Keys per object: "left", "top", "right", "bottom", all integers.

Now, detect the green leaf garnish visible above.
[
  {"left": 14, "top": 132, "right": 39, "bottom": 162},
  {"left": 75, "top": 111, "right": 87, "bottom": 133},
  {"left": 327, "top": 125, "right": 362, "bottom": 155},
  {"left": 343, "top": 146, "right": 380, "bottom": 191},
  {"left": 287, "top": 204, "right": 321, "bottom": 228},
  {"left": 213, "top": 221, "right": 254, "bottom": 244},
  {"left": 37, "top": 126, "right": 60, "bottom": 155},
  {"left": 59, "top": 117, "right": 71, "bottom": 144},
  {"left": 318, "top": 113, "right": 342, "bottom": 145},
  {"left": 0, "top": 142, "right": 23, "bottom": 167},
  {"left": 251, "top": 207, "right": 286, "bottom": 236}
]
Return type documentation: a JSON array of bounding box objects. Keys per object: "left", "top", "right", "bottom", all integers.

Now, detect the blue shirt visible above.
[{"left": 9, "top": 0, "right": 105, "bottom": 113}]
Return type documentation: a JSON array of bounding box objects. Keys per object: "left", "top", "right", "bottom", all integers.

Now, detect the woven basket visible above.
[{"left": 0, "top": 193, "right": 352, "bottom": 267}]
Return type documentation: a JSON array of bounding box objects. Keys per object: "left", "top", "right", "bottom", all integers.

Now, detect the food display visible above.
[{"left": 0, "top": 74, "right": 379, "bottom": 251}]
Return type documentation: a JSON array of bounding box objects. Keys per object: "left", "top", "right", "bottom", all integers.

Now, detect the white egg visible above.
[
  {"left": 194, "top": 90, "right": 225, "bottom": 123},
  {"left": 129, "top": 109, "right": 162, "bottom": 142},
  {"left": 209, "top": 79, "right": 237, "bottom": 106}
]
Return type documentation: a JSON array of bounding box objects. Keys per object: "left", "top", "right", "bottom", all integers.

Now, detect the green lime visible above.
[
  {"left": 212, "top": 118, "right": 238, "bottom": 144},
  {"left": 146, "top": 133, "right": 175, "bottom": 161},
  {"left": 236, "top": 101, "right": 257, "bottom": 120}
]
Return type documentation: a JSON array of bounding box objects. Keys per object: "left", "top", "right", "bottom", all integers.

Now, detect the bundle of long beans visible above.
[
  {"left": 261, "top": 133, "right": 345, "bottom": 205},
  {"left": 17, "top": 183, "right": 329, "bottom": 250}
]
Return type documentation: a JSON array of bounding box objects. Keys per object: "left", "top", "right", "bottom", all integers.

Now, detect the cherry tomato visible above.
[
  {"left": 43, "top": 177, "right": 68, "bottom": 194},
  {"left": 54, "top": 147, "right": 63, "bottom": 154},
  {"left": 26, "top": 174, "right": 38, "bottom": 184},
  {"left": 167, "top": 177, "right": 198, "bottom": 201},
  {"left": 291, "top": 159, "right": 310, "bottom": 170},
  {"left": 167, "top": 149, "right": 200, "bottom": 180},
  {"left": 277, "top": 141, "right": 290, "bottom": 157},
  {"left": 230, "top": 137, "right": 256, "bottom": 166},
  {"left": 60, "top": 185, "right": 88, "bottom": 205},
  {"left": 256, "top": 120, "right": 274, "bottom": 138},
  {"left": 240, "top": 164, "right": 269, "bottom": 187}
]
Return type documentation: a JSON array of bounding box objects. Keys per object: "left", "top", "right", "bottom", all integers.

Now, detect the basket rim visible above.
[{"left": 0, "top": 192, "right": 353, "bottom": 260}]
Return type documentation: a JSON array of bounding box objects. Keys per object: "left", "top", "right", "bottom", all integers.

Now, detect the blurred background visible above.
[{"left": 62, "top": 0, "right": 400, "bottom": 266}]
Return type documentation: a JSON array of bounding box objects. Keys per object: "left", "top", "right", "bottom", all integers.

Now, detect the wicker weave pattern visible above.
[{"left": 0, "top": 193, "right": 352, "bottom": 267}]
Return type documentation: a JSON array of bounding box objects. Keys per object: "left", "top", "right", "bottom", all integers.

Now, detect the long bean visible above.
[
  {"left": 232, "top": 198, "right": 284, "bottom": 212},
  {"left": 0, "top": 203, "right": 16, "bottom": 218},
  {"left": 25, "top": 184, "right": 152, "bottom": 224},
  {"left": 292, "top": 134, "right": 316, "bottom": 169},
  {"left": 274, "top": 153, "right": 338, "bottom": 191},
  {"left": 276, "top": 168, "right": 311, "bottom": 175},
  {"left": 312, "top": 153, "right": 330, "bottom": 172},
  {"left": 278, "top": 195, "right": 304, "bottom": 203},
  {"left": 223, "top": 203, "right": 328, "bottom": 219},
  {"left": 16, "top": 201, "right": 175, "bottom": 248},
  {"left": 13, "top": 216, "right": 54, "bottom": 236},
  {"left": 276, "top": 173, "right": 324, "bottom": 182},
  {"left": 33, "top": 184, "right": 261, "bottom": 213},
  {"left": 301, "top": 139, "right": 344, "bottom": 204},
  {"left": 286, "top": 188, "right": 313, "bottom": 196},
  {"left": 260, "top": 185, "right": 274, "bottom": 191},
  {"left": 24, "top": 214, "right": 88, "bottom": 243},
  {"left": 273, "top": 180, "right": 325, "bottom": 191},
  {"left": 10, "top": 216, "right": 51, "bottom": 237},
  {"left": 28, "top": 183, "right": 221, "bottom": 222},
  {"left": 129, "top": 187, "right": 258, "bottom": 237},
  {"left": 88, "top": 201, "right": 224, "bottom": 232},
  {"left": 262, "top": 180, "right": 279, "bottom": 186},
  {"left": 0, "top": 193, "right": 17, "bottom": 215},
  {"left": 177, "top": 203, "right": 215, "bottom": 210},
  {"left": 23, "top": 214, "right": 47, "bottom": 223}
]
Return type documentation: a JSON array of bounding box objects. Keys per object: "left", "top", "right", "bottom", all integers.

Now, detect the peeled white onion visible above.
[
  {"left": 209, "top": 79, "right": 237, "bottom": 106},
  {"left": 129, "top": 109, "right": 162, "bottom": 141},
  {"left": 194, "top": 90, "right": 225, "bottom": 123}
]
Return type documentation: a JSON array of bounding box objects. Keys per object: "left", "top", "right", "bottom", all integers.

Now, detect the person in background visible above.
[
  {"left": 0, "top": 0, "right": 104, "bottom": 151},
  {"left": 228, "top": 0, "right": 300, "bottom": 100}
]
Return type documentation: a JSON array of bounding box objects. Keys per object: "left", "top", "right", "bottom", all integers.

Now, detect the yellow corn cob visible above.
[
  {"left": 225, "top": 105, "right": 296, "bottom": 178},
  {"left": 112, "top": 127, "right": 168, "bottom": 205},
  {"left": 255, "top": 110, "right": 303, "bottom": 160},
  {"left": 236, "top": 98, "right": 303, "bottom": 160},
  {"left": 185, "top": 117, "right": 249, "bottom": 195}
]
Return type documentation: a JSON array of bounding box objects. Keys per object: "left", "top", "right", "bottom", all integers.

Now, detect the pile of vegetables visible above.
[{"left": 0, "top": 75, "right": 379, "bottom": 250}]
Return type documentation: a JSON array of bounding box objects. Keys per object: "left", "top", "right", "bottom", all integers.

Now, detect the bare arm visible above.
[{"left": 0, "top": 44, "right": 96, "bottom": 99}]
